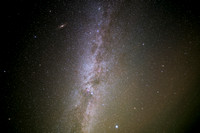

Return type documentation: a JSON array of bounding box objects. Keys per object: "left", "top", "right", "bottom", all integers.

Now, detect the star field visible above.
[{"left": 4, "top": 0, "right": 200, "bottom": 133}]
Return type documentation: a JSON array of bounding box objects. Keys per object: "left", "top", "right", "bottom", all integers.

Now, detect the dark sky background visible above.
[{"left": 4, "top": 0, "right": 200, "bottom": 132}]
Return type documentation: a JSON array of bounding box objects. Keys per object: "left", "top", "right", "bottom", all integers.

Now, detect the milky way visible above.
[{"left": 68, "top": 2, "right": 119, "bottom": 132}]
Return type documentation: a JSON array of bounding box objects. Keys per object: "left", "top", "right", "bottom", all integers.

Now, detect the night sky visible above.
[{"left": 4, "top": 0, "right": 200, "bottom": 132}]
